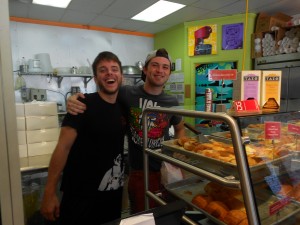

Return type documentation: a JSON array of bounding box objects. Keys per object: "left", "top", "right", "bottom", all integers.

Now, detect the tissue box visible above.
[
  {"left": 26, "top": 128, "right": 59, "bottom": 144},
  {"left": 18, "top": 131, "right": 27, "bottom": 145},
  {"left": 15, "top": 103, "right": 25, "bottom": 117},
  {"left": 27, "top": 141, "right": 57, "bottom": 156},
  {"left": 233, "top": 71, "right": 261, "bottom": 102},
  {"left": 19, "top": 144, "right": 28, "bottom": 158},
  {"left": 16, "top": 117, "right": 26, "bottom": 131},
  {"left": 26, "top": 116, "right": 59, "bottom": 130},
  {"left": 24, "top": 102, "right": 57, "bottom": 116},
  {"left": 261, "top": 70, "right": 282, "bottom": 111}
]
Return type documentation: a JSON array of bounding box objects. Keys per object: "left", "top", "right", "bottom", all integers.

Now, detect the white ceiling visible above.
[{"left": 8, "top": 0, "right": 300, "bottom": 34}]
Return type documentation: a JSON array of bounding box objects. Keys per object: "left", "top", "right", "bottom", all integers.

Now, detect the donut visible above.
[
  {"left": 204, "top": 201, "right": 229, "bottom": 221},
  {"left": 223, "top": 210, "right": 247, "bottom": 225},
  {"left": 191, "top": 194, "right": 213, "bottom": 209}
]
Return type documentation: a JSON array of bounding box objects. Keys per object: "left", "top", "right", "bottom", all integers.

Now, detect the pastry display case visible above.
[{"left": 142, "top": 108, "right": 300, "bottom": 225}]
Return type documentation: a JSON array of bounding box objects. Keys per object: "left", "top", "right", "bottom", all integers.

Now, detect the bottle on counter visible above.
[{"left": 205, "top": 88, "right": 213, "bottom": 112}]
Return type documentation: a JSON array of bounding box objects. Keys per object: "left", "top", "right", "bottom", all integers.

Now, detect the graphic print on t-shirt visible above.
[
  {"left": 98, "top": 154, "right": 124, "bottom": 191},
  {"left": 130, "top": 98, "right": 169, "bottom": 149}
]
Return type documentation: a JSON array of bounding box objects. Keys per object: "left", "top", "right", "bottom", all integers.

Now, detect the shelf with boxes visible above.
[
  {"left": 251, "top": 12, "right": 300, "bottom": 59},
  {"left": 19, "top": 72, "right": 93, "bottom": 88},
  {"left": 15, "top": 101, "right": 60, "bottom": 159}
]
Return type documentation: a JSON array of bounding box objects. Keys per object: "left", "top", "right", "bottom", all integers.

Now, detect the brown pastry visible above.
[
  {"left": 191, "top": 194, "right": 213, "bottom": 209},
  {"left": 228, "top": 197, "right": 245, "bottom": 211},
  {"left": 278, "top": 184, "right": 293, "bottom": 196},
  {"left": 238, "top": 218, "right": 249, "bottom": 225},
  {"left": 204, "top": 182, "right": 223, "bottom": 197},
  {"left": 177, "top": 136, "right": 190, "bottom": 146},
  {"left": 183, "top": 140, "right": 198, "bottom": 151},
  {"left": 223, "top": 210, "right": 247, "bottom": 225},
  {"left": 204, "top": 182, "right": 242, "bottom": 202},
  {"left": 292, "top": 183, "right": 300, "bottom": 200},
  {"left": 247, "top": 157, "right": 258, "bottom": 166},
  {"left": 205, "top": 201, "right": 229, "bottom": 221},
  {"left": 202, "top": 150, "right": 220, "bottom": 158}
]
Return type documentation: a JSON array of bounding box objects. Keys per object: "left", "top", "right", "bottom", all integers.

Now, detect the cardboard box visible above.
[
  {"left": 16, "top": 117, "right": 26, "bottom": 131},
  {"left": 251, "top": 33, "right": 263, "bottom": 58},
  {"left": 26, "top": 128, "right": 60, "bottom": 144},
  {"left": 18, "top": 131, "right": 27, "bottom": 145},
  {"left": 26, "top": 115, "right": 59, "bottom": 130},
  {"left": 255, "top": 12, "right": 292, "bottom": 33},
  {"left": 234, "top": 71, "right": 261, "bottom": 103},
  {"left": 15, "top": 103, "right": 25, "bottom": 117},
  {"left": 24, "top": 101, "right": 57, "bottom": 116},
  {"left": 260, "top": 71, "right": 282, "bottom": 112},
  {"left": 27, "top": 141, "right": 57, "bottom": 156},
  {"left": 19, "top": 144, "right": 28, "bottom": 158}
]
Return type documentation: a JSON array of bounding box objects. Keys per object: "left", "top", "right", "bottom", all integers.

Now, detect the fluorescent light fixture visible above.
[
  {"left": 132, "top": 0, "right": 185, "bottom": 22},
  {"left": 32, "top": 0, "right": 72, "bottom": 8}
]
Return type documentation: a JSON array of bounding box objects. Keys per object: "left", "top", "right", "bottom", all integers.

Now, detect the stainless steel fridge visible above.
[{"left": 255, "top": 52, "right": 300, "bottom": 112}]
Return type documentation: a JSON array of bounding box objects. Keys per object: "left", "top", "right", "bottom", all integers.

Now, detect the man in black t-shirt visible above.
[
  {"left": 66, "top": 48, "right": 185, "bottom": 214},
  {"left": 40, "top": 51, "right": 126, "bottom": 225}
]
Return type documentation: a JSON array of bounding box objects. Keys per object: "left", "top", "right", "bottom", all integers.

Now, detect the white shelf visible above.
[{"left": 20, "top": 72, "right": 93, "bottom": 88}]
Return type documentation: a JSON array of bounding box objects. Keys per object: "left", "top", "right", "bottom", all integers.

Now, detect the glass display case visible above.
[{"left": 142, "top": 108, "right": 300, "bottom": 225}]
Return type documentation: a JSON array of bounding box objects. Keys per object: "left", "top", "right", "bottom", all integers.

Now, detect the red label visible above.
[
  {"left": 269, "top": 197, "right": 291, "bottom": 215},
  {"left": 288, "top": 123, "right": 300, "bottom": 135},
  {"left": 233, "top": 99, "right": 260, "bottom": 112},
  {"left": 265, "top": 122, "right": 281, "bottom": 140},
  {"left": 208, "top": 69, "right": 237, "bottom": 81}
]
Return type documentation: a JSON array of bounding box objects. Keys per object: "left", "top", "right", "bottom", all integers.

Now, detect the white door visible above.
[{"left": 0, "top": 0, "right": 25, "bottom": 224}]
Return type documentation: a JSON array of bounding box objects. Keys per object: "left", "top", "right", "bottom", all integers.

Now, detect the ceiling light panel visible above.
[
  {"left": 132, "top": 0, "right": 185, "bottom": 22},
  {"left": 32, "top": 0, "right": 72, "bottom": 8}
]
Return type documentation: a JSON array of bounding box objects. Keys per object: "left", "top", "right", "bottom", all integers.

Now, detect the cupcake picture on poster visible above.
[
  {"left": 222, "top": 23, "right": 243, "bottom": 50},
  {"left": 188, "top": 24, "right": 217, "bottom": 56}
]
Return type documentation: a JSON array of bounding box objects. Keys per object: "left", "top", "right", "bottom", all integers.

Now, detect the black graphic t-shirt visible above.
[
  {"left": 118, "top": 85, "right": 182, "bottom": 171},
  {"left": 61, "top": 92, "right": 126, "bottom": 195}
]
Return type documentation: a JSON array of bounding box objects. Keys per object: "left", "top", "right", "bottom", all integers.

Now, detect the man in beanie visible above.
[{"left": 67, "top": 48, "right": 185, "bottom": 214}]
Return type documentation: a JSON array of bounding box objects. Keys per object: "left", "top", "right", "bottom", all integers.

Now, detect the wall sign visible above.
[
  {"left": 188, "top": 24, "right": 217, "bottom": 56},
  {"left": 222, "top": 23, "right": 243, "bottom": 50}
]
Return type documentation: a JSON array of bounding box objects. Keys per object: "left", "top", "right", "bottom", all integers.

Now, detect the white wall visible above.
[{"left": 10, "top": 22, "right": 153, "bottom": 110}]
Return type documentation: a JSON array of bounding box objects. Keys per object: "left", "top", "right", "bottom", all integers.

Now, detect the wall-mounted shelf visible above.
[{"left": 19, "top": 72, "right": 93, "bottom": 88}]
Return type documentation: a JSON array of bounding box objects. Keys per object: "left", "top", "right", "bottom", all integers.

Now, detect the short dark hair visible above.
[{"left": 92, "top": 51, "right": 122, "bottom": 76}]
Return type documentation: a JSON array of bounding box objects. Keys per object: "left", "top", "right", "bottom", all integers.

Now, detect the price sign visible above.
[
  {"left": 233, "top": 99, "right": 260, "bottom": 112},
  {"left": 288, "top": 123, "right": 300, "bottom": 135},
  {"left": 208, "top": 69, "right": 237, "bottom": 81},
  {"left": 269, "top": 197, "right": 291, "bottom": 215},
  {"left": 265, "top": 121, "right": 281, "bottom": 140}
]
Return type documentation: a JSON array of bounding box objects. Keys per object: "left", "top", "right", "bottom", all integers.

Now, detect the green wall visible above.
[{"left": 154, "top": 13, "right": 257, "bottom": 108}]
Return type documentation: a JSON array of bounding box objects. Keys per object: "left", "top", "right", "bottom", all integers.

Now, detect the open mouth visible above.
[{"left": 106, "top": 79, "right": 116, "bottom": 84}]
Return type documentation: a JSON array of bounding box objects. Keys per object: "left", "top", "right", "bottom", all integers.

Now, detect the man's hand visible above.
[
  {"left": 40, "top": 191, "right": 60, "bottom": 221},
  {"left": 67, "top": 93, "right": 86, "bottom": 115}
]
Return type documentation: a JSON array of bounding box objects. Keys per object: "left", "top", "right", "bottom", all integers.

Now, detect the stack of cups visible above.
[{"left": 35, "top": 53, "right": 53, "bottom": 73}]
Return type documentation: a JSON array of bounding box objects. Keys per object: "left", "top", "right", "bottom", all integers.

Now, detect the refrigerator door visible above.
[
  {"left": 287, "top": 67, "right": 300, "bottom": 112},
  {"left": 279, "top": 68, "right": 289, "bottom": 112}
]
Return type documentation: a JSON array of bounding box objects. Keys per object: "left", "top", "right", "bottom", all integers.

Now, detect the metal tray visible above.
[
  {"left": 211, "top": 130, "right": 263, "bottom": 141},
  {"left": 162, "top": 138, "right": 293, "bottom": 181},
  {"left": 165, "top": 177, "right": 300, "bottom": 225},
  {"left": 165, "top": 176, "right": 226, "bottom": 225}
]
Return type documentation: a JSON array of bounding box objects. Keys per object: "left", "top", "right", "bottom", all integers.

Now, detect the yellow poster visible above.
[{"left": 188, "top": 24, "right": 217, "bottom": 56}]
